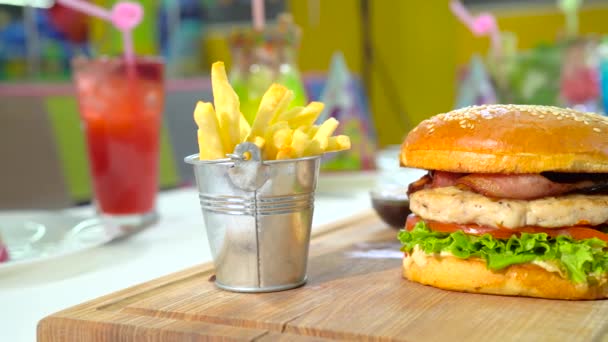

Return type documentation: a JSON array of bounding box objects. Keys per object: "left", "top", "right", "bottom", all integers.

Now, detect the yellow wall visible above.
[
  {"left": 288, "top": 0, "right": 362, "bottom": 74},
  {"left": 288, "top": 0, "right": 457, "bottom": 146},
  {"left": 369, "top": 0, "right": 457, "bottom": 146}
]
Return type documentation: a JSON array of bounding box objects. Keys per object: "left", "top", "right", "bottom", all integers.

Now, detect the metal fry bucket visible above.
[{"left": 185, "top": 143, "right": 320, "bottom": 292}]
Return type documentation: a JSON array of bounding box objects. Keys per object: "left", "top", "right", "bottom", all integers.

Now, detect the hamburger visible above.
[{"left": 399, "top": 104, "right": 608, "bottom": 300}]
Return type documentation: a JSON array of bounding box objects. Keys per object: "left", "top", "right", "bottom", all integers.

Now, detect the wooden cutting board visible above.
[{"left": 38, "top": 211, "right": 608, "bottom": 342}]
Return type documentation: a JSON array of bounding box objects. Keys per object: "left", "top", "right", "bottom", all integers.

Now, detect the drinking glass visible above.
[
  {"left": 72, "top": 56, "right": 165, "bottom": 230},
  {"left": 228, "top": 14, "right": 307, "bottom": 124}
]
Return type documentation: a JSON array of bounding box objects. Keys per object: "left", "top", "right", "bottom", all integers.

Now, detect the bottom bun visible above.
[{"left": 403, "top": 249, "right": 608, "bottom": 300}]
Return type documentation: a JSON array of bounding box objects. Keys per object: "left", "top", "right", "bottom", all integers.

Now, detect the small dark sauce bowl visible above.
[{"left": 370, "top": 188, "right": 411, "bottom": 229}]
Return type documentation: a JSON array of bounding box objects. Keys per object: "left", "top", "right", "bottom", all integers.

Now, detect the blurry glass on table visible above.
[
  {"left": 477, "top": 36, "right": 604, "bottom": 113},
  {"left": 560, "top": 39, "right": 601, "bottom": 113},
  {"left": 228, "top": 13, "right": 307, "bottom": 124}
]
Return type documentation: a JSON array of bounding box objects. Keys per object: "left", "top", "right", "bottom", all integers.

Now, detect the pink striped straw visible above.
[
  {"left": 450, "top": 0, "right": 502, "bottom": 56},
  {"left": 57, "top": 0, "right": 143, "bottom": 64},
  {"left": 252, "top": 0, "right": 265, "bottom": 30}
]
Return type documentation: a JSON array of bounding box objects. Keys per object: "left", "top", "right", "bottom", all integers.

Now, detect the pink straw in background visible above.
[
  {"left": 558, "top": 0, "right": 583, "bottom": 38},
  {"left": 252, "top": 0, "right": 266, "bottom": 30},
  {"left": 56, "top": 0, "right": 143, "bottom": 64},
  {"left": 450, "top": 0, "right": 502, "bottom": 56}
]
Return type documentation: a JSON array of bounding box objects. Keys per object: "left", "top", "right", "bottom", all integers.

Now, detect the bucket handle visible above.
[{"left": 227, "top": 143, "right": 270, "bottom": 191}]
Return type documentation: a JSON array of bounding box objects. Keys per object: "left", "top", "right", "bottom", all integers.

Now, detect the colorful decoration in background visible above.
[
  {"left": 559, "top": 39, "right": 600, "bottom": 112},
  {"left": 452, "top": 0, "right": 608, "bottom": 114},
  {"left": 48, "top": 3, "right": 88, "bottom": 44},
  {"left": 600, "top": 38, "right": 608, "bottom": 113},
  {"left": 0, "top": 6, "right": 29, "bottom": 79},
  {"left": 0, "top": 0, "right": 285, "bottom": 81},
  {"left": 502, "top": 43, "right": 563, "bottom": 106},
  {"left": 455, "top": 54, "right": 496, "bottom": 108},
  {"left": 228, "top": 12, "right": 307, "bottom": 124},
  {"left": 318, "top": 52, "right": 375, "bottom": 171},
  {"left": 0, "top": 4, "right": 89, "bottom": 81},
  {"left": 158, "top": 0, "right": 206, "bottom": 78}
]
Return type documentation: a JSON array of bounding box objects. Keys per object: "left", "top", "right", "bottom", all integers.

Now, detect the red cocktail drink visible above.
[{"left": 72, "top": 57, "right": 164, "bottom": 226}]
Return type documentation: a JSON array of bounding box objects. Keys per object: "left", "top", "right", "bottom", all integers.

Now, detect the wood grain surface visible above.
[{"left": 38, "top": 210, "right": 608, "bottom": 341}]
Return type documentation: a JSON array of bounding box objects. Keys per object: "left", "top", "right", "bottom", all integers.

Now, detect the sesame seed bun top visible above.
[{"left": 400, "top": 104, "right": 608, "bottom": 173}]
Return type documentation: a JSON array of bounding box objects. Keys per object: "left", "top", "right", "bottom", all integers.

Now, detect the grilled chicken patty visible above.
[{"left": 409, "top": 186, "right": 608, "bottom": 229}]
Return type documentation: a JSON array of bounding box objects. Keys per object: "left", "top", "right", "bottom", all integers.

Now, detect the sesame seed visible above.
[{"left": 594, "top": 128, "right": 602, "bottom": 132}]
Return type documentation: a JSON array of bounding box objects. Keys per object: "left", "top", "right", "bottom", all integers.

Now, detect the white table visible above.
[{"left": 0, "top": 171, "right": 414, "bottom": 342}]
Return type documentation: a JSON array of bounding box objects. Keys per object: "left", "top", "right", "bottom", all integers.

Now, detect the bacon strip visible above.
[
  {"left": 456, "top": 173, "right": 592, "bottom": 200},
  {"left": 431, "top": 171, "right": 466, "bottom": 188},
  {"left": 407, "top": 171, "right": 466, "bottom": 196},
  {"left": 407, "top": 174, "right": 431, "bottom": 196},
  {"left": 407, "top": 172, "right": 606, "bottom": 200}
]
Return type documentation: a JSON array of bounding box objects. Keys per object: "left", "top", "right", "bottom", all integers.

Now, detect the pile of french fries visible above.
[{"left": 194, "top": 62, "right": 351, "bottom": 160}]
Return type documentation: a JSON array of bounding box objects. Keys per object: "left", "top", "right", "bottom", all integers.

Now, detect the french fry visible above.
[
  {"left": 218, "top": 111, "right": 235, "bottom": 154},
  {"left": 248, "top": 84, "right": 291, "bottom": 140},
  {"left": 263, "top": 121, "right": 290, "bottom": 160},
  {"left": 311, "top": 117, "right": 339, "bottom": 149},
  {"left": 290, "top": 128, "right": 311, "bottom": 158},
  {"left": 239, "top": 113, "right": 251, "bottom": 142},
  {"left": 286, "top": 102, "right": 324, "bottom": 129},
  {"left": 211, "top": 62, "right": 240, "bottom": 150},
  {"left": 326, "top": 135, "right": 351, "bottom": 152},
  {"left": 193, "top": 101, "right": 225, "bottom": 160},
  {"left": 302, "top": 139, "right": 324, "bottom": 157},
  {"left": 276, "top": 146, "right": 295, "bottom": 160},
  {"left": 270, "top": 127, "right": 293, "bottom": 160},
  {"left": 304, "top": 125, "right": 319, "bottom": 138},
  {"left": 270, "top": 90, "right": 295, "bottom": 124},
  {"left": 195, "top": 61, "right": 351, "bottom": 161},
  {"left": 272, "top": 127, "right": 293, "bottom": 151},
  {"left": 277, "top": 106, "right": 304, "bottom": 122},
  {"left": 251, "top": 136, "right": 265, "bottom": 151}
]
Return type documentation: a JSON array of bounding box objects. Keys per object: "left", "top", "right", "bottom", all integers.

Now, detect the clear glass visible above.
[
  {"left": 71, "top": 56, "right": 165, "bottom": 230},
  {"left": 228, "top": 14, "right": 307, "bottom": 124}
]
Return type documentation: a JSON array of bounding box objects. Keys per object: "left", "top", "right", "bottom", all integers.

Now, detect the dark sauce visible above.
[{"left": 370, "top": 188, "right": 411, "bottom": 229}]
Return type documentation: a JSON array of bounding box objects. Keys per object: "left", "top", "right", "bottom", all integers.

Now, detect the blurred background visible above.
[{"left": 2, "top": 0, "right": 608, "bottom": 209}]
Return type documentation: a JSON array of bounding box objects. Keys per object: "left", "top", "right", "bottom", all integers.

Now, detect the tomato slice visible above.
[{"left": 405, "top": 214, "right": 608, "bottom": 242}]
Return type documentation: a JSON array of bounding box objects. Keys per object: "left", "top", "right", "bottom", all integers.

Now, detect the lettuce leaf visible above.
[{"left": 398, "top": 221, "right": 608, "bottom": 283}]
